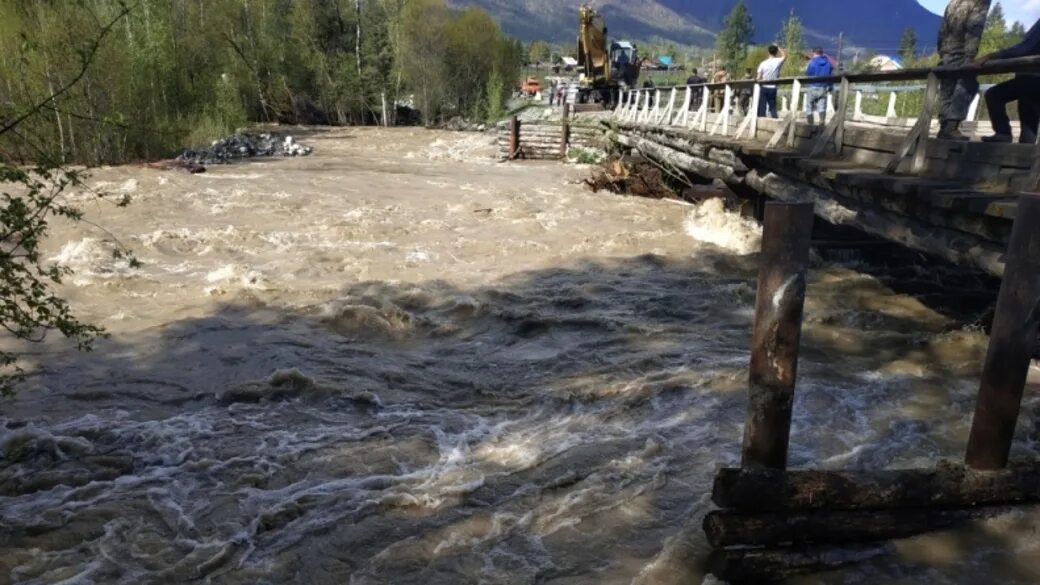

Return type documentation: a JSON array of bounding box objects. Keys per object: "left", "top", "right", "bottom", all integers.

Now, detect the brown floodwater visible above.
[{"left": 2, "top": 127, "right": 1039, "bottom": 585}]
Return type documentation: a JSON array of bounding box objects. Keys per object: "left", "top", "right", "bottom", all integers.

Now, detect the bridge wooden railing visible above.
[{"left": 614, "top": 55, "right": 1040, "bottom": 187}]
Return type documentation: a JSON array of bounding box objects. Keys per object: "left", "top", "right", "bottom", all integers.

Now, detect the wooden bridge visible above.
[{"left": 603, "top": 56, "right": 1040, "bottom": 276}]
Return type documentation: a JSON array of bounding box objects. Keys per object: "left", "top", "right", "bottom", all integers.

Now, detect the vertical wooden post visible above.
[
  {"left": 508, "top": 116, "right": 521, "bottom": 160},
  {"left": 742, "top": 202, "right": 816, "bottom": 470},
  {"left": 700, "top": 87, "right": 711, "bottom": 132},
  {"left": 750, "top": 83, "right": 761, "bottom": 138},
  {"left": 885, "top": 72, "right": 938, "bottom": 174},
  {"left": 560, "top": 104, "right": 571, "bottom": 159},
  {"left": 786, "top": 79, "right": 801, "bottom": 148},
  {"left": 966, "top": 194, "right": 1040, "bottom": 470},
  {"left": 833, "top": 77, "right": 850, "bottom": 155}
]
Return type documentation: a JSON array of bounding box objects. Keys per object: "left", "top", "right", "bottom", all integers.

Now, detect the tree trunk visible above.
[{"left": 713, "top": 464, "right": 1040, "bottom": 512}]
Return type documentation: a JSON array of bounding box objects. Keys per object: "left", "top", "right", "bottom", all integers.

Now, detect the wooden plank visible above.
[
  {"left": 966, "top": 194, "right": 1040, "bottom": 470},
  {"left": 741, "top": 202, "right": 815, "bottom": 469},
  {"left": 713, "top": 464, "right": 1040, "bottom": 512}
]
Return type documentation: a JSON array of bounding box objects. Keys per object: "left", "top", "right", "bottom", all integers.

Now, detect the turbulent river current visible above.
[{"left": 3, "top": 128, "right": 1040, "bottom": 584}]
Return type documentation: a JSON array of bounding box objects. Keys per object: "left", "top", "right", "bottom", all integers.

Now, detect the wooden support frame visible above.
[
  {"left": 693, "top": 87, "right": 710, "bottom": 132},
  {"left": 885, "top": 72, "right": 939, "bottom": 175},
  {"left": 734, "top": 84, "right": 762, "bottom": 140},
  {"left": 741, "top": 202, "right": 815, "bottom": 469},
  {"left": 767, "top": 80, "right": 801, "bottom": 149},
  {"left": 809, "top": 76, "right": 849, "bottom": 158},
  {"left": 710, "top": 85, "right": 734, "bottom": 136},
  {"left": 966, "top": 194, "right": 1040, "bottom": 470},
  {"left": 675, "top": 87, "right": 692, "bottom": 126}
]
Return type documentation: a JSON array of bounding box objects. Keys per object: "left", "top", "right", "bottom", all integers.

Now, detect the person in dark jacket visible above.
[
  {"left": 686, "top": 69, "right": 706, "bottom": 110},
  {"left": 805, "top": 48, "right": 833, "bottom": 126},
  {"left": 936, "top": 0, "right": 991, "bottom": 140},
  {"left": 977, "top": 18, "right": 1040, "bottom": 143}
]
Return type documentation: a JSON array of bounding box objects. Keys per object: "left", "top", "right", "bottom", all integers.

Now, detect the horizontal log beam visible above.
[
  {"left": 713, "top": 464, "right": 1040, "bottom": 512},
  {"left": 704, "top": 507, "right": 992, "bottom": 547},
  {"left": 709, "top": 543, "right": 892, "bottom": 583}
]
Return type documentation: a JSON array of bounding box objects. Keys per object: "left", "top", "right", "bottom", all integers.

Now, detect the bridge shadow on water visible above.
[{"left": 4, "top": 252, "right": 1039, "bottom": 584}]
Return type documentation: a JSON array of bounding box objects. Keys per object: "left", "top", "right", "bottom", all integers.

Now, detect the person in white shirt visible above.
[{"left": 756, "top": 45, "right": 786, "bottom": 118}]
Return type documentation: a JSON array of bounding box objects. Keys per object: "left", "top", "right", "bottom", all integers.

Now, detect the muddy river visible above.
[{"left": 2, "top": 127, "right": 1040, "bottom": 584}]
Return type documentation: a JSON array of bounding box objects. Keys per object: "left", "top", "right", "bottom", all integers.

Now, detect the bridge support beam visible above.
[
  {"left": 966, "top": 194, "right": 1040, "bottom": 470},
  {"left": 741, "top": 202, "right": 815, "bottom": 469}
]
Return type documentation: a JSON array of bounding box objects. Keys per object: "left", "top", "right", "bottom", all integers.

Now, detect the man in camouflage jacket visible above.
[{"left": 937, "top": 0, "right": 991, "bottom": 140}]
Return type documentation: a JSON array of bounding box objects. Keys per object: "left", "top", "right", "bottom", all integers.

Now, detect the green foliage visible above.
[
  {"left": 528, "top": 40, "right": 551, "bottom": 64},
  {"left": 484, "top": 68, "right": 505, "bottom": 124},
  {"left": 899, "top": 27, "right": 918, "bottom": 62},
  {"left": 1008, "top": 21, "right": 1027, "bottom": 45},
  {"left": 978, "top": 3, "right": 1023, "bottom": 83},
  {"left": 0, "top": 4, "right": 138, "bottom": 395},
  {"left": 980, "top": 2, "right": 1009, "bottom": 57},
  {"left": 0, "top": 0, "right": 524, "bottom": 161},
  {"left": 778, "top": 10, "right": 806, "bottom": 78},
  {"left": 0, "top": 164, "right": 135, "bottom": 394},
  {"left": 715, "top": 0, "right": 754, "bottom": 75}
]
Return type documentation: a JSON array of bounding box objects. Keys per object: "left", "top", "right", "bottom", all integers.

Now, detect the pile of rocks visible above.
[{"left": 177, "top": 132, "right": 313, "bottom": 165}]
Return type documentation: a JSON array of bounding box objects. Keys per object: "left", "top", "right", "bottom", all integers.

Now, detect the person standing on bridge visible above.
[
  {"left": 757, "top": 45, "right": 786, "bottom": 118},
  {"left": 805, "top": 48, "right": 834, "bottom": 127},
  {"left": 977, "top": 18, "right": 1040, "bottom": 144},
  {"left": 687, "top": 69, "right": 707, "bottom": 111},
  {"left": 936, "top": 0, "right": 992, "bottom": 141},
  {"left": 712, "top": 66, "right": 730, "bottom": 113}
]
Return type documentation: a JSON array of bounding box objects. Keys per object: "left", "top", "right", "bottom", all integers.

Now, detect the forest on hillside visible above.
[{"left": 0, "top": 0, "right": 524, "bottom": 165}]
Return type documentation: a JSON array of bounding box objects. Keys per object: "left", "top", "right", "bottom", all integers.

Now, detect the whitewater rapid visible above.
[{"left": 3, "top": 127, "right": 1040, "bottom": 585}]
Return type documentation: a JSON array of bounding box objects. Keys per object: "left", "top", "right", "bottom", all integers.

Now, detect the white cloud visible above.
[{"left": 1003, "top": 0, "right": 1040, "bottom": 25}]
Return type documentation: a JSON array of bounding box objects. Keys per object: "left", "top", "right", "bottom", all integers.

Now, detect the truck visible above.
[{"left": 576, "top": 5, "right": 640, "bottom": 106}]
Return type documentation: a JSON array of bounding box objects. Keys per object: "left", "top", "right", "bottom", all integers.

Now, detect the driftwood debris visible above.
[
  {"left": 144, "top": 159, "right": 206, "bottom": 173},
  {"left": 584, "top": 157, "right": 675, "bottom": 199}
]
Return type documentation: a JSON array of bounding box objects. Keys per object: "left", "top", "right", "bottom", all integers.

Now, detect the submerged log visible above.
[
  {"left": 713, "top": 464, "right": 1040, "bottom": 512},
  {"left": 704, "top": 507, "right": 985, "bottom": 547},
  {"left": 709, "top": 543, "right": 892, "bottom": 583}
]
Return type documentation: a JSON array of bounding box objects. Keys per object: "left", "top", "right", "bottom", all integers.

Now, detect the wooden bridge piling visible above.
[
  {"left": 966, "top": 193, "right": 1040, "bottom": 470},
  {"left": 741, "top": 202, "right": 815, "bottom": 470},
  {"left": 508, "top": 116, "right": 521, "bottom": 160}
]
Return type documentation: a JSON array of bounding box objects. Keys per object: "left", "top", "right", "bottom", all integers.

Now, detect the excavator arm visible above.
[{"left": 577, "top": 5, "right": 610, "bottom": 84}]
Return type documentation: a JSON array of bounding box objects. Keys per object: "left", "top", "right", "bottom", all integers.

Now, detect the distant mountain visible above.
[{"left": 446, "top": 0, "right": 942, "bottom": 53}]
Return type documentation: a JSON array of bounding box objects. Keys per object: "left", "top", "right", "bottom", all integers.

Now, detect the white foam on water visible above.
[{"left": 682, "top": 198, "right": 762, "bottom": 255}]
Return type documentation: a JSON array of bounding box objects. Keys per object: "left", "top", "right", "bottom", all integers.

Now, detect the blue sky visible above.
[{"left": 918, "top": 0, "right": 1040, "bottom": 26}]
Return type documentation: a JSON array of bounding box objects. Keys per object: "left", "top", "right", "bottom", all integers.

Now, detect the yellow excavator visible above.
[{"left": 576, "top": 5, "right": 640, "bottom": 106}]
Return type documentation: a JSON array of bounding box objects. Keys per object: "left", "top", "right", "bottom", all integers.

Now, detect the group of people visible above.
[
  {"left": 669, "top": 0, "right": 1039, "bottom": 145},
  {"left": 680, "top": 45, "right": 833, "bottom": 123},
  {"left": 938, "top": 0, "right": 1039, "bottom": 143}
]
